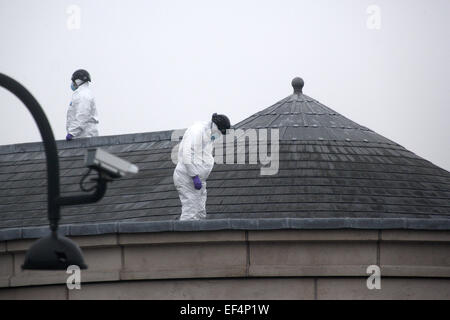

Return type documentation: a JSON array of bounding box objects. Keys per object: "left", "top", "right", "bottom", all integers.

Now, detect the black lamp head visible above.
[{"left": 22, "top": 232, "right": 87, "bottom": 270}]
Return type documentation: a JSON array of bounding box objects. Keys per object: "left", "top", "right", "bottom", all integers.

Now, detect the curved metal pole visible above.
[
  {"left": 0, "top": 73, "right": 61, "bottom": 231},
  {"left": 58, "top": 174, "right": 108, "bottom": 206}
]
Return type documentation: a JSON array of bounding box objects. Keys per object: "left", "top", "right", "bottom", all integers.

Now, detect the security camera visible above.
[{"left": 85, "top": 148, "right": 139, "bottom": 178}]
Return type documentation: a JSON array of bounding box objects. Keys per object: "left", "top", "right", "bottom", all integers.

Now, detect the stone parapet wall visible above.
[{"left": 0, "top": 229, "right": 449, "bottom": 299}]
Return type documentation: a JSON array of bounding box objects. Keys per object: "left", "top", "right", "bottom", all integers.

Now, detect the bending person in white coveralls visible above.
[
  {"left": 174, "top": 113, "right": 231, "bottom": 220},
  {"left": 66, "top": 69, "right": 99, "bottom": 141}
]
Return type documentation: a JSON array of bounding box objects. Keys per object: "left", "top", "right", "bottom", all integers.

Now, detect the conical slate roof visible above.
[
  {"left": 208, "top": 77, "right": 449, "bottom": 220},
  {"left": 0, "top": 77, "right": 449, "bottom": 236},
  {"left": 235, "top": 77, "right": 394, "bottom": 144}
]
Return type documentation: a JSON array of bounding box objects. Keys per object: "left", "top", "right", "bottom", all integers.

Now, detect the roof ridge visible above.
[{"left": 0, "top": 130, "right": 175, "bottom": 155}]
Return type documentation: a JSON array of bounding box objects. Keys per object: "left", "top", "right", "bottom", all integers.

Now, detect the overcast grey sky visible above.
[{"left": 0, "top": 0, "right": 449, "bottom": 171}]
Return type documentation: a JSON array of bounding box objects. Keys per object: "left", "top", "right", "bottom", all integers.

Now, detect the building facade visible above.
[{"left": 0, "top": 78, "right": 449, "bottom": 299}]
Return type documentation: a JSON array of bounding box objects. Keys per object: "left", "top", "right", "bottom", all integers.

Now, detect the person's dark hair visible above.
[
  {"left": 212, "top": 113, "right": 231, "bottom": 134},
  {"left": 71, "top": 69, "right": 91, "bottom": 83}
]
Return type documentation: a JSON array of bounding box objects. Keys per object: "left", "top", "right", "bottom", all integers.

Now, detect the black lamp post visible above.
[{"left": 0, "top": 73, "right": 110, "bottom": 270}]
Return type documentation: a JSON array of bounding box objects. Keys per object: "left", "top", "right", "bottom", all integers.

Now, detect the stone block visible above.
[
  {"left": 6, "top": 239, "right": 36, "bottom": 252},
  {"left": 121, "top": 242, "right": 247, "bottom": 280},
  {"left": 69, "top": 278, "right": 315, "bottom": 300},
  {"left": 249, "top": 241, "right": 377, "bottom": 277},
  {"left": 119, "top": 230, "right": 245, "bottom": 245},
  {"left": 248, "top": 229, "right": 378, "bottom": 242},
  {"left": 380, "top": 242, "right": 450, "bottom": 277},
  {"left": 0, "top": 285, "right": 67, "bottom": 300},
  {"left": 317, "top": 277, "right": 450, "bottom": 300},
  {"left": 381, "top": 230, "right": 450, "bottom": 242},
  {"left": 0, "top": 254, "right": 13, "bottom": 287},
  {"left": 70, "top": 234, "right": 118, "bottom": 248},
  {"left": 10, "top": 247, "right": 121, "bottom": 287}
]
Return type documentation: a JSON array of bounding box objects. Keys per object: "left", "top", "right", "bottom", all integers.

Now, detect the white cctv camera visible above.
[{"left": 85, "top": 148, "right": 139, "bottom": 178}]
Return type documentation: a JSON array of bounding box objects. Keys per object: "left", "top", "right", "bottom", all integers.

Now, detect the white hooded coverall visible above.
[
  {"left": 67, "top": 82, "right": 99, "bottom": 138},
  {"left": 173, "top": 121, "right": 217, "bottom": 220}
]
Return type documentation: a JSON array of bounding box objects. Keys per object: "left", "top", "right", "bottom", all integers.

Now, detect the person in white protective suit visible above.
[
  {"left": 174, "top": 113, "right": 231, "bottom": 220},
  {"left": 66, "top": 69, "right": 99, "bottom": 140}
]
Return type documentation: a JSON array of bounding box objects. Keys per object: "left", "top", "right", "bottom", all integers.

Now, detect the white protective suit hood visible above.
[{"left": 66, "top": 81, "right": 99, "bottom": 138}]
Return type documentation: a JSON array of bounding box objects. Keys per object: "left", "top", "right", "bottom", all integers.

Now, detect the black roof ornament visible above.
[{"left": 292, "top": 77, "right": 304, "bottom": 94}]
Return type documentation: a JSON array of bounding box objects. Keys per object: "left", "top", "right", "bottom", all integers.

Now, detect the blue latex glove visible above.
[
  {"left": 66, "top": 133, "right": 74, "bottom": 141},
  {"left": 192, "top": 175, "right": 202, "bottom": 190}
]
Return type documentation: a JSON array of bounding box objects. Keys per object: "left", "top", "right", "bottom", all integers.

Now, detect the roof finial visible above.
[{"left": 292, "top": 77, "right": 304, "bottom": 94}]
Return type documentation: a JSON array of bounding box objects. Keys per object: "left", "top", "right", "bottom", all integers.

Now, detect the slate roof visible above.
[
  {"left": 234, "top": 77, "right": 396, "bottom": 144},
  {"left": 0, "top": 77, "right": 449, "bottom": 239}
]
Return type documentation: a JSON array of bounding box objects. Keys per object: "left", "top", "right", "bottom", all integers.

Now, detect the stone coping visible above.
[{"left": 1, "top": 218, "right": 450, "bottom": 241}]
